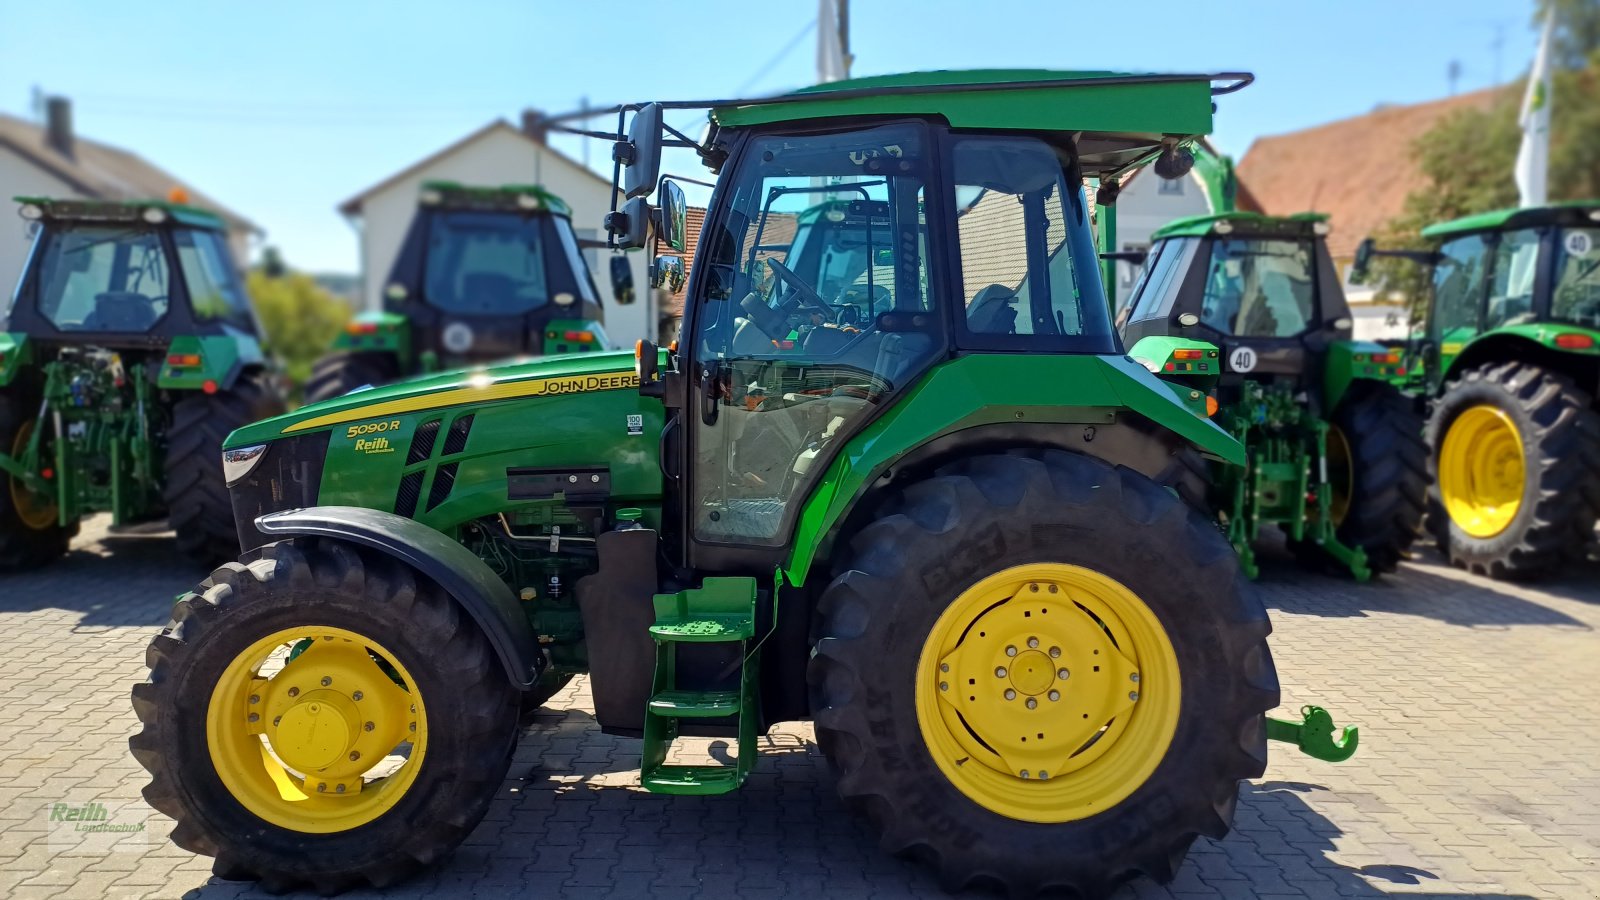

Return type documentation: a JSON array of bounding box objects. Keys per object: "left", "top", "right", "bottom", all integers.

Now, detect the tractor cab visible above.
[
  {"left": 304, "top": 182, "right": 610, "bottom": 402},
  {"left": 1122, "top": 212, "right": 1355, "bottom": 381},
  {"left": 5, "top": 197, "right": 259, "bottom": 348}
]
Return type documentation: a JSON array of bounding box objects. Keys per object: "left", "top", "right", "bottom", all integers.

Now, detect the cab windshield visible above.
[
  {"left": 423, "top": 212, "right": 550, "bottom": 314},
  {"left": 34, "top": 224, "right": 170, "bottom": 332},
  {"left": 1198, "top": 238, "right": 1316, "bottom": 337},
  {"left": 1553, "top": 227, "right": 1600, "bottom": 328}
]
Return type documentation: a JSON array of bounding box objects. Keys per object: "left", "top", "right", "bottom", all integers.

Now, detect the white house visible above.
[
  {"left": 337, "top": 120, "right": 654, "bottom": 347},
  {"left": 0, "top": 97, "right": 258, "bottom": 302},
  {"left": 1102, "top": 165, "right": 1214, "bottom": 310}
]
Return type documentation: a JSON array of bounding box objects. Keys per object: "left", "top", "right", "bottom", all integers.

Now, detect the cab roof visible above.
[
  {"left": 14, "top": 195, "right": 227, "bottom": 230},
  {"left": 1152, "top": 211, "right": 1329, "bottom": 241},
  {"left": 708, "top": 69, "right": 1249, "bottom": 178},
  {"left": 418, "top": 181, "right": 572, "bottom": 216},
  {"left": 1422, "top": 201, "right": 1600, "bottom": 240}
]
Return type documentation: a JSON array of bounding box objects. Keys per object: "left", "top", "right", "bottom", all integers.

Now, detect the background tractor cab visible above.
[
  {"left": 136, "top": 71, "right": 1355, "bottom": 899},
  {"left": 1121, "top": 211, "right": 1427, "bottom": 579},
  {"left": 0, "top": 196, "right": 282, "bottom": 568},
  {"left": 304, "top": 182, "right": 611, "bottom": 403},
  {"left": 1354, "top": 202, "right": 1600, "bottom": 579}
]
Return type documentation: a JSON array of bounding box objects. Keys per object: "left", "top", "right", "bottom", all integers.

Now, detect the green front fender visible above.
[
  {"left": 157, "top": 334, "right": 265, "bottom": 391},
  {"left": 781, "top": 353, "right": 1244, "bottom": 587},
  {"left": 334, "top": 310, "right": 411, "bottom": 359},
  {"left": 0, "top": 332, "right": 33, "bottom": 387},
  {"left": 1322, "top": 339, "right": 1409, "bottom": 410}
]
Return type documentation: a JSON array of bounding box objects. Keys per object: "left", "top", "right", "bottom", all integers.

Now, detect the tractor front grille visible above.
[{"left": 229, "top": 431, "right": 331, "bottom": 551}]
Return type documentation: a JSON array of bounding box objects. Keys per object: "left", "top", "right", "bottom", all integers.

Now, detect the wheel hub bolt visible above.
[
  {"left": 1049, "top": 647, "right": 1061, "bottom": 658},
  {"left": 939, "top": 682, "right": 949, "bottom": 692},
  {"left": 940, "top": 663, "right": 949, "bottom": 673},
  {"left": 1057, "top": 668, "right": 1070, "bottom": 680},
  {"left": 1028, "top": 584, "right": 1039, "bottom": 593},
  {"left": 1048, "top": 690, "right": 1060, "bottom": 702},
  {"left": 287, "top": 687, "right": 299, "bottom": 698},
  {"left": 335, "top": 784, "right": 346, "bottom": 794},
  {"left": 409, "top": 722, "right": 416, "bottom": 732},
  {"left": 249, "top": 694, "right": 259, "bottom": 704},
  {"left": 995, "top": 666, "right": 1008, "bottom": 678},
  {"left": 1129, "top": 691, "right": 1140, "bottom": 702},
  {"left": 351, "top": 691, "right": 364, "bottom": 701},
  {"left": 320, "top": 676, "right": 333, "bottom": 687},
  {"left": 1025, "top": 698, "right": 1037, "bottom": 710},
  {"left": 364, "top": 721, "right": 375, "bottom": 732},
  {"left": 1027, "top": 637, "right": 1039, "bottom": 649},
  {"left": 1019, "top": 770, "right": 1031, "bottom": 779},
  {"left": 1038, "top": 770, "right": 1049, "bottom": 779},
  {"left": 247, "top": 713, "right": 259, "bottom": 723},
  {"left": 1130, "top": 673, "right": 1140, "bottom": 683},
  {"left": 1004, "top": 689, "right": 1017, "bottom": 701},
  {"left": 273, "top": 716, "right": 281, "bottom": 726},
  {"left": 1005, "top": 646, "right": 1018, "bottom": 657},
  {"left": 316, "top": 783, "right": 326, "bottom": 793},
  {"left": 349, "top": 751, "right": 360, "bottom": 761},
  {"left": 1048, "top": 585, "right": 1058, "bottom": 594}
]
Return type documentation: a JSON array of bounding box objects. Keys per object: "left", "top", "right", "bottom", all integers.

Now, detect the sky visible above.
[{"left": 0, "top": 0, "right": 1538, "bottom": 274}]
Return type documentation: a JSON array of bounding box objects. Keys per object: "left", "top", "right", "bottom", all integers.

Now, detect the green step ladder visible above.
[{"left": 640, "top": 577, "right": 762, "bottom": 795}]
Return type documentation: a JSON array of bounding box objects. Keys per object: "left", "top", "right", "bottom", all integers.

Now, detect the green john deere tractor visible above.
[
  {"left": 1117, "top": 210, "right": 1428, "bottom": 580},
  {"left": 1356, "top": 203, "right": 1600, "bottom": 578},
  {"left": 0, "top": 197, "right": 283, "bottom": 568},
  {"left": 304, "top": 182, "right": 611, "bottom": 403},
  {"left": 132, "top": 71, "right": 1356, "bottom": 896}
]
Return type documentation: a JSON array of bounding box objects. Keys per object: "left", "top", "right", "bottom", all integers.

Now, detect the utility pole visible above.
[
  {"left": 1448, "top": 59, "right": 1462, "bottom": 95},
  {"left": 818, "top": 0, "right": 852, "bottom": 83}
]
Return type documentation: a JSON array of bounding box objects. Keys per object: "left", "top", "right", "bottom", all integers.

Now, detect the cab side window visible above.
[{"left": 1432, "top": 234, "right": 1490, "bottom": 339}]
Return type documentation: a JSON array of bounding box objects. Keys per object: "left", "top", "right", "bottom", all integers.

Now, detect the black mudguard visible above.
[
  {"left": 256, "top": 506, "right": 543, "bottom": 689},
  {"left": 575, "top": 527, "right": 659, "bottom": 737}
]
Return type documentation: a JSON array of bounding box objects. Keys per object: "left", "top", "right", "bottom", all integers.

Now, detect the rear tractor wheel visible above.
[
  {"left": 810, "top": 450, "right": 1279, "bottom": 896},
  {"left": 130, "top": 538, "right": 519, "bottom": 893},
  {"left": 1294, "top": 384, "right": 1428, "bottom": 574},
  {"left": 304, "top": 353, "right": 398, "bottom": 405},
  {"left": 164, "top": 372, "right": 285, "bottom": 565},
  {"left": 1428, "top": 361, "right": 1600, "bottom": 579},
  {"left": 0, "top": 393, "right": 69, "bottom": 570}
]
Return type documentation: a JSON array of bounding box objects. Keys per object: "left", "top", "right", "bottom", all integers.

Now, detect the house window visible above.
[
  {"left": 1158, "top": 177, "right": 1184, "bottom": 196},
  {"left": 1120, "top": 243, "right": 1149, "bottom": 287}
]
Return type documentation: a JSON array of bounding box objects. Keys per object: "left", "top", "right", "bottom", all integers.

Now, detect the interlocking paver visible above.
[{"left": 0, "top": 516, "right": 1595, "bottom": 899}]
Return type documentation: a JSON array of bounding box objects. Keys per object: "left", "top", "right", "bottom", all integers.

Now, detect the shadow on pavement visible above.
[{"left": 0, "top": 526, "right": 208, "bottom": 628}]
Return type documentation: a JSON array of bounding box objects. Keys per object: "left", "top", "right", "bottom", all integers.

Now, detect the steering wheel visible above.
[{"left": 765, "top": 258, "right": 833, "bottom": 317}]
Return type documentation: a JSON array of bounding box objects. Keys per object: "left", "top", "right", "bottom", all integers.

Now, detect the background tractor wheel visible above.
[
  {"left": 1292, "top": 383, "right": 1429, "bottom": 574},
  {"left": 1427, "top": 361, "right": 1600, "bottom": 579},
  {"left": 164, "top": 372, "right": 284, "bottom": 565},
  {"left": 304, "top": 353, "right": 398, "bottom": 405},
  {"left": 130, "top": 537, "right": 519, "bottom": 894},
  {"left": 810, "top": 450, "right": 1278, "bottom": 896},
  {"left": 0, "top": 392, "right": 69, "bottom": 570}
]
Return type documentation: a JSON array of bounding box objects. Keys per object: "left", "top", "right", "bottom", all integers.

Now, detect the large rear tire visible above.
[
  {"left": 1300, "top": 383, "right": 1429, "bottom": 573},
  {"left": 1427, "top": 361, "right": 1600, "bottom": 579},
  {"left": 164, "top": 372, "right": 284, "bottom": 565},
  {"left": 809, "top": 450, "right": 1278, "bottom": 896},
  {"left": 0, "top": 390, "right": 69, "bottom": 570},
  {"left": 130, "top": 538, "right": 519, "bottom": 894},
  {"left": 304, "top": 353, "right": 398, "bottom": 405}
]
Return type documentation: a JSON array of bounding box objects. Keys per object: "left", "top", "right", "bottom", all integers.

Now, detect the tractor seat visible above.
[
  {"left": 966, "top": 284, "right": 1018, "bottom": 334},
  {"left": 83, "top": 292, "right": 158, "bottom": 331},
  {"left": 460, "top": 272, "right": 516, "bottom": 310}
]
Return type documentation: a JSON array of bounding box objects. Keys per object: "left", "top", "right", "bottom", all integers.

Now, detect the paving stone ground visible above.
[{"left": 0, "top": 515, "right": 1596, "bottom": 899}]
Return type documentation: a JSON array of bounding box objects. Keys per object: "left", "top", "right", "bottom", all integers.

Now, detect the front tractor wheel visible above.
[
  {"left": 131, "top": 538, "right": 519, "bottom": 893},
  {"left": 810, "top": 451, "right": 1279, "bottom": 896},
  {"left": 1428, "top": 361, "right": 1600, "bottom": 578}
]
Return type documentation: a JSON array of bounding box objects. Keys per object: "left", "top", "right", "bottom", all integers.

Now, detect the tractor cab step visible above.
[{"left": 641, "top": 577, "right": 763, "bottom": 796}]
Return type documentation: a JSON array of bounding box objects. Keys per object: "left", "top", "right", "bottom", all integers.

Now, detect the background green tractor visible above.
[
  {"left": 1119, "top": 211, "right": 1428, "bottom": 580},
  {"left": 132, "top": 71, "right": 1355, "bottom": 896},
  {"left": 0, "top": 197, "right": 283, "bottom": 568},
  {"left": 304, "top": 182, "right": 611, "bottom": 403},
  {"left": 1356, "top": 202, "right": 1600, "bottom": 578}
]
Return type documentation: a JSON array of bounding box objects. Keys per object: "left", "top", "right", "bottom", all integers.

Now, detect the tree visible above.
[
  {"left": 246, "top": 248, "right": 350, "bottom": 390},
  {"left": 1373, "top": 1, "right": 1600, "bottom": 306}
]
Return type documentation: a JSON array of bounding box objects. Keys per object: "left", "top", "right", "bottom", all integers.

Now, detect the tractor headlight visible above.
[
  {"left": 221, "top": 444, "right": 268, "bottom": 485},
  {"left": 142, "top": 207, "right": 168, "bottom": 224},
  {"left": 516, "top": 193, "right": 543, "bottom": 210},
  {"left": 19, "top": 203, "right": 43, "bottom": 221},
  {"left": 1132, "top": 356, "right": 1161, "bottom": 373}
]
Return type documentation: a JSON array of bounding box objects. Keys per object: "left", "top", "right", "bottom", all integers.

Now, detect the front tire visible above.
[
  {"left": 164, "top": 372, "right": 284, "bottom": 564},
  {"left": 809, "top": 450, "right": 1278, "bottom": 896},
  {"left": 130, "top": 538, "right": 519, "bottom": 894},
  {"left": 1427, "top": 361, "right": 1600, "bottom": 579}
]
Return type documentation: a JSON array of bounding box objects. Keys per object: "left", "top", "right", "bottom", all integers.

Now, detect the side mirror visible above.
[
  {"left": 1176, "top": 313, "right": 1200, "bottom": 327},
  {"left": 650, "top": 255, "right": 686, "bottom": 293},
  {"left": 656, "top": 180, "right": 687, "bottom": 253},
  {"left": 606, "top": 197, "right": 653, "bottom": 250},
  {"left": 609, "top": 256, "right": 636, "bottom": 306},
  {"left": 1350, "top": 238, "right": 1374, "bottom": 285},
  {"left": 621, "top": 103, "right": 663, "bottom": 200}
]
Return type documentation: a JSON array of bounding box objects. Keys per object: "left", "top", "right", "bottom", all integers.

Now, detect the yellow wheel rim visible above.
[
  {"left": 8, "top": 421, "right": 56, "bottom": 531},
  {"left": 1326, "top": 425, "right": 1353, "bottom": 528},
  {"left": 206, "top": 626, "right": 427, "bottom": 833},
  {"left": 915, "top": 563, "right": 1181, "bottom": 823},
  {"left": 1440, "top": 405, "right": 1525, "bottom": 539}
]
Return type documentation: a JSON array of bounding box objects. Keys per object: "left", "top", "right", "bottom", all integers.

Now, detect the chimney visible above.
[
  {"left": 521, "top": 109, "right": 548, "bottom": 146},
  {"left": 45, "top": 96, "right": 73, "bottom": 159}
]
